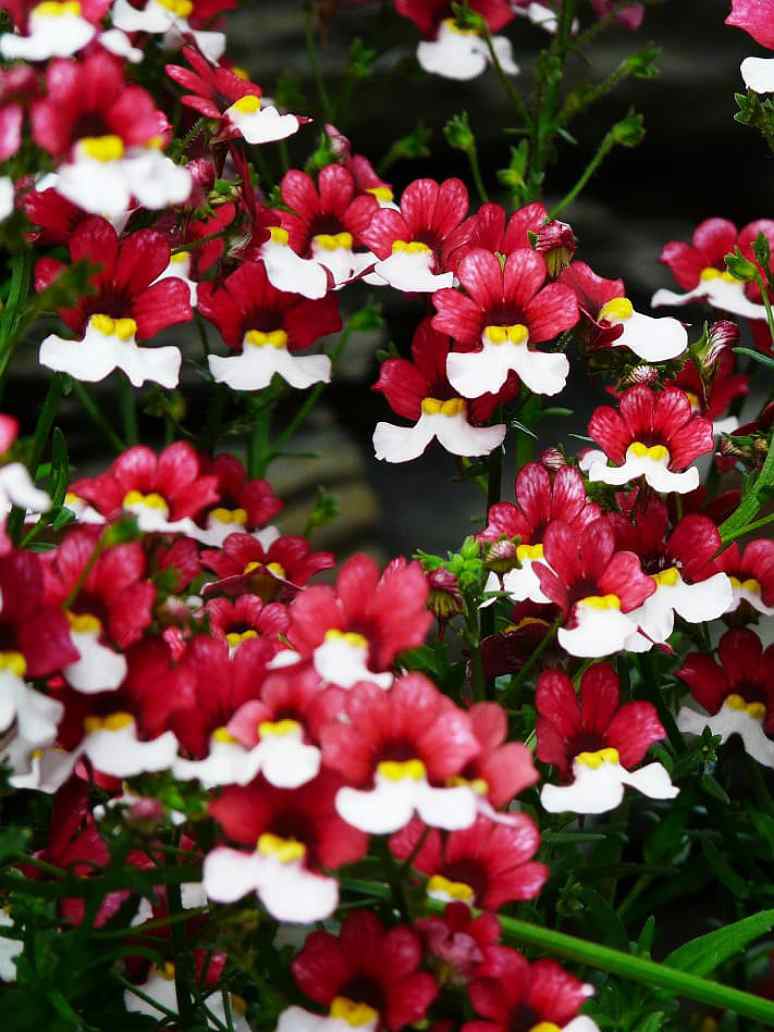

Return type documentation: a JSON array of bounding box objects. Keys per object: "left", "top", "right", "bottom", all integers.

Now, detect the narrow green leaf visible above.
[
  {"left": 733, "top": 346, "right": 774, "bottom": 369},
  {"left": 665, "top": 909, "right": 774, "bottom": 977}
]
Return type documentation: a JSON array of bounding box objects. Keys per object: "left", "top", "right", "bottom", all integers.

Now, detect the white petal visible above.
[
  {"left": 587, "top": 454, "right": 699, "bottom": 494},
  {"left": 671, "top": 573, "right": 733, "bottom": 624},
  {"left": 727, "top": 583, "right": 774, "bottom": 616},
  {"left": 125, "top": 972, "right": 178, "bottom": 1019},
  {"left": 268, "top": 648, "right": 302, "bottom": 670},
  {"left": 98, "top": 28, "right": 143, "bottom": 63},
  {"left": 124, "top": 150, "right": 192, "bottom": 210},
  {"left": 415, "top": 781, "right": 478, "bottom": 830},
  {"left": 541, "top": 762, "right": 627, "bottom": 814},
  {"left": 373, "top": 417, "right": 438, "bottom": 463},
  {"left": 112, "top": 0, "right": 172, "bottom": 32},
  {"left": 83, "top": 723, "right": 178, "bottom": 777},
  {"left": 312, "top": 637, "right": 392, "bottom": 689},
  {"left": 479, "top": 570, "right": 501, "bottom": 608},
  {"left": 261, "top": 241, "right": 328, "bottom": 299},
  {"left": 0, "top": 13, "right": 94, "bottom": 60},
  {"left": 277, "top": 1007, "right": 345, "bottom": 1032},
  {"left": 373, "top": 251, "right": 453, "bottom": 293},
  {"left": 64, "top": 630, "right": 127, "bottom": 693},
  {"left": 209, "top": 348, "right": 331, "bottom": 392},
  {"left": 0, "top": 463, "right": 51, "bottom": 515},
  {"left": 508, "top": 344, "right": 569, "bottom": 396},
  {"left": 56, "top": 158, "right": 131, "bottom": 216},
  {"left": 0, "top": 670, "right": 21, "bottom": 733},
  {"left": 258, "top": 859, "right": 339, "bottom": 923},
  {"left": 204, "top": 847, "right": 265, "bottom": 903},
  {"left": 558, "top": 606, "right": 637, "bottom": 658},
  {"left": 189, "top": 28, "right": 226, "bottom": 62},
  {"left": 0, "top": 177, "right": 12, "bottom": 222},
  {"left": 522, "top": 1, "right": 559, "bottom": 31},
  {"left": 741, "top": 56, "right": 774, "bottom": 93},
  {"left": 336, "top": 780, "right": 418, "bottom": 834},
  {"left": 310, "top": 242, "right": 358, "bottom": 288},
  {"left": 260, "top": 735, "right": 321, "bottom": 789},
  {"left": 578, "top": 448, "right": 607, "bottom": 473},
  {"left": 226, "top": 104, "right": 301, "bottom": 144},
  {"left": 447, "top": 346, "right": 510, "bottom": 398},
  {"left": 435, "top": 411, "right": 506, "bottom": 457},
  {"left": 0, "top": 911, "right": 21, "bottom": 983},
  {"left": 417, "top": 25, "right": 488, "bottom": 80},
  {"left": 564, "top": 1018, "right": 601, "bottom": 1032},
  {"left": 8, "top": 745, "right": 77, "bottom": 792},
  {"left": 173, "top": 739, "right": 264, "bottom": 788},
  {"left": 40, "top": 331, "right": 120, "bottom": 383},
  {"left": 620, "top": 761, "right": 679, "bottom": 801},
  {"left": 612, "top": 310, "right": 687, "bottom": 362},
  {"left": 651, "top": 279, "right": 768, "bottom": 321},
  {"left": 678, "top": 702, "right": 774, "bottom": 768},
  {"left": 502, "top": 558, "right": 551, "bottom": 604},
  {"left": 490, "top": 34, "right": 519, "bottom": 75}
]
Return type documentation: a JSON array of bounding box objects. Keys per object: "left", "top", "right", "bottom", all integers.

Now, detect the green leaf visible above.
[
  {"left": 665, "top": 909, "right": 774, "bottom": 977},
  {"left": 634, "top": 1014, "right": 665, "bottom": 1032}
]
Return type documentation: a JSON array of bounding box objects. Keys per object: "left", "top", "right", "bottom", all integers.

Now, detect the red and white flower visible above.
[
  {"left": 37, "top": 218, "right": 192, "bottom": 389},
  {"left": 433, "top": 248, "right": 579, "bottom": 397},
  {"left": 536, "top": 664, "right": 676, "bottom": 814},
  {"left": 586, "top": 386, "right": 714, "bottom": 494},
  {"left": 198, "top": 260, "right": 341, "bottom": 391},
  {"left": 125, "top": 965, "right": 250, "bottom": 1030},
  {"left": 287, "top": 554, "right": 431, "bottom": 689},
  {"left": 0, "top": 415, "right": 52, "bottom": 531},
  {"left": 611, "top": 502, "right": 733, "bottom": 651},
  {"left": 479, "top": 462, "right": 600, "bottom": 605},
  {"left": 372, "top": 319, "right": 513, "bottom": 463},
  {"left": 391, "top": 814, "right": 547, "bottom": 910},
  {"left": 726, "top": 0, "right": 774, "bottom": 93},
  {"left": 458, "top": 701, "right": 538, "bottom": 818},
  {"left": 204, "top": 772, "right": 368, "bottom": 922},
  {"left": 533, "top": 517, "right": 656, "bottom": 657},
  {"left": 360, "top": 177, "right": 469, "bottom": 292},
  {"left": 31, "top": 51, "right": 191, "bottom": 216},
  {"left": 717, "top": 539, "right": 774, "bottom": 616},
  {"left": 112, "top": 0, "right": 230, "bottom": 62},
  {"left": 560, "top": 260, "right": 687, "bottom": 362},
  {"left": 320, "top": 674, "right": 480, "bottom": 834},
  {"left": 677, "top": 628, "right": 774, "bottom": 767},
  {"left": 444, "top": 200, "right": 546, "bottom": 272},
  {"left": 416, "top": 903, "right": 500, "bottom": 985},
  {"left": 396, "top": 0, "right": 518, "bottom": 81},
  {"left": 201, "top": 531, "right": 335, "bottom": 600},
  {"left": 667, "top": 345, "right": 749, "bottom": 436},
  {"left": 0, "top": 0, "right": 107, "bottom": 61}
]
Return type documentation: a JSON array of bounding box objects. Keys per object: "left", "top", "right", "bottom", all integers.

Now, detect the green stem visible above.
[
  {"left": 117, "top": 375, "right": 138, "bottom": 446},
  {"left": 505, "top": 617, "right": 561, "bottom": 705},
  {"left": 304, "top": 5, "right": 334, "bottom": 121},
  {"left": 247, "top": 400, "right": 273, "bottom": 479},
  {"left": 465, "top": 143, "right": 489, "bottom": 204},
  {"left": 480, "top": 417, "right": 503, "bottom": 674},
  {"left": 754, "top": 272, "right": 774, "bottom": 345},
  {"left": 548, "top": 128, "right": 617, "bottom": 218},
  {"left": 70, "top": 381, "right": 126, "bottom": 453},
  {"left": 0, "top": 249, "right": 33, "bottom": 397},
  {"left": 167, "top": 880, "right": 196, "bottom": 1027},
  {"left": 719, "top": 429, "right": 774, "bottom": 541},
  {"left": 482, "top": 28, "right": 530, "bottom": 126},
  {"left": 722, "top": 510, "right": 774, "bottom": 541},
  {"left": 465, "top": 600, "right": 487, "bottom": 703}
]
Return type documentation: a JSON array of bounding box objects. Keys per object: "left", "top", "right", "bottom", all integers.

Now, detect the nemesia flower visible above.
[
  {"left": 677, "top": 628, "right": 774, "bottom": 767},
  {"left": 201, "top": 531, "right": 335, "bottom": 599},
  {"left": 446, "top": 201, "right": 546, "bottom": 269},
  {"left": 591, "top": 0, "right": 644, "bottom": 29},
  {"left": 203, "top": 595, "right": 289, "bottom": 652},
  {"left": 433, "top": 248, "right": 579, "bottom": 397},
  {"left": 278, "top": 910, "right": 437, "bottom": 1032},
  {"left": 197, "top": 454, "right": 282, "bottom": 548},
  {"left": 652, "top": 217, "right": 774, "bottom": 321},
  {"left": 0, "top": 415, "right": 51, "bottom": 537},
  {"left": 267, "top": 164, "right": 379, "bottom": 295},
  {"left": 391, "top": 814, "right": 547, "bottom": 909},
  {"left": 560, "top": 260, "right": 688, "bottom": 361},
  {"left": 36, "top": 218, "right": 192, "bottom": 388},
  {"left": 31, "top": 51, "right": 191, "bottom": 216},
  {"left": 533, "top": 517, "right": 656, "bottom": 657},
  {"left": 70, "top": 442, "right": 219, "bottom": 537},
  {"left": 204, "top": 772, "right": 368, "bottom": 921},
  {"left": 536, "top": 664, "right": 677, "bottom": 814},
  {"left": 717, "top": 538, "right": 774, "bottom": 616},
  {"left": 0, "top": 64, "right": 38, "bottom": 161},
  {"left": 416, "top": 902, "right": 500, "bottom": 985},
  {"left": 0, "top": 0, "right": 107, "bottom": 61},
  {"left": 0, "top": 910, "right": 22, "bottom": 982},
  {"left": 112, "top": 0, "right": 229, "bottom": 62},
  {"left": 125, "top": 965, "right": 250, "bottom": 1030},
  {"left": 457, "top": 701, "right": 538, "bottom": 816},
  {"left": 320, "top": 675, "right": 479, "bottom": 834},
  {"left": 726, "top": 0, "right": 774, "bottom": 93},
  {"left": 586, "top": 386, "right": 714, "bottom": 494},
  {"left": 463, "top": 947, "right": 598, "bottom": 1032},
  {"left": 198, "top": 260, "right": 341, "bottom": 391},
  {"left": 610, "top": 502, "right": 732, "bottom": 651},
  {"left": 395, "top": 0, "right": 518, "bottom": 81},
  {"left": 372, "top": 319, "right": 514, "bottom": 463},
  {"left": 360, "top": 177, "right": 469, "bottom": 292},
  {"left": 287, "top": 554, "right": 431, "bottom": 689},
  {"left": 478, "top": 462, "right": 600, "bottom": 605},
  {"left": 667, "top": 347, "right": 748, "bottom": 436},
  {"left": 166, "top": 45, "right": 306, "bottom": 144}
]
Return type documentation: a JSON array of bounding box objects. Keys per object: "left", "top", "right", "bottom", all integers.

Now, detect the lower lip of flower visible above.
[
  {"left": 313, "top": 232, "right": 353, "bottom": 251},
  {"left": 377, "top": 758, "right": 427, "bottom": 781},
  {"left": 725, "top": 694, "right": 766, "bottom": 720},
  {"left": 627, "top": 442, "right": 670, "bottom": 463},
  {"left": 256, "top": 832, "right": 306, "bottom": 863},
  {"left": 79, "top": 136, "right": 125, "bottom": 163},
  {"left": 90, "top": 314, "right": 137, "bottom": 341},
  {"left": 391, "top": 240, "right": 431, "bottom": 254},
  {"left": 426, "top": 873, "right": 475, "bottom": 902},
  {"left": 578, "top": 594, "right": 621, "bottom": 610},
  {"left": 575, "top": 747, "right": 619, "bottom": 768},
  {"left": 245, "top": 329, "right": 288, "bottom": 349},
  {"left": 421, "top": 397, "right": 465, "bottom": 416},
  {"left": 598, "top": 296, "right": 634, "bottom": 322},
  {"left": 329, "top": 997, "right": 379, "bottom": 1028},
  {"left": 84, "top": 711, "right": 134, "bottom": 733},
  {"left": 483, "top": 324, "right": 529, "bottom": 345}
]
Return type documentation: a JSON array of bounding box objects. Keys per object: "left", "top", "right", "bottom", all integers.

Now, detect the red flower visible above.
[
  {"left": 591, "top": 0, "right": 643, "bottom": 29},
  {"left": 201, "top": 532, "right": 334, "bottom": 590},
  {"left": 395, "top": 0, "right": 514, "bottom": 36},
  {"left": 209, "top": 771, "right": 368, "bottom": 871},
  {"left": 199, "top": 453, "right": 283, "bottom": 530},
  {"left": 460, "top": 702, "right": 538, "bottom": 809},
  {"left": 35, "top": 217, "right": 192, "bottom": 340},
  {"left": 2, "top": 0, "right": 109, "bottom": 30},
  {"left": 166, "top": 44, "right": 262, "bottom": 122},
  {"left": 610, "top": 499, "right": 724, "bottom": 584},
  {"left": 726, "top": 0, "right": 774, "bottom": 49},
  {"left": 291, "top": 910, "right": 438, "bottom": 1031},
  {"left": 416, "top": 903, "right": 501, "bottom": 985},
  {"left": 360, "top": 176, "right": 469, "bottom": 268},
  {"left": 71, "top": 442, "right": 219, "bottom": 522},
  {"left": 717, "top": 538, "right": 774, "bottom": 609},
  {"left": 479, "top": 461, "right": 600, "bottom": 546},
  {"left": 31, "top": 51, "right": 164, "bottom": 158},
  {"left": 666, "top": 349, "right": 749, "bottom": 423},
  {"left": 390, "top": 814, "right": 548, "bottom": 910},
  {"left": 227, "top": 664, "right": 328, "bottom": 749},
  {"left": 203, "top": 595, "right": 289, "bottom": 651},
  {"left": 463, "top": 947, "right": 592, "bottom": 1032},
  {"left": 0, "top": 64, "right": 39, "bottom": 161},
  {"left": 198, "top": 260, "right": 341, "bottom": 350},
  {"left": 288, "top": 554, "right": 432, "bottom": 678},
  {"left": 21, "top": 184, "right": 85, "bottom": 246},
  {"left": 43, "top": 524, "right": 155, "bottom": 649},
  {"left": 432, "top": 247, "right": 579, "bottom": 347},
  {"left": 536, "top": 663, "right": 665, "bottom": 777},
  {"left": 559, "top": 259, "right": 627, "bottom": 349},
  {"left": 677, "top": 628, "right": 774, "bottom": 732},
  {"left": 444, "top": 201, "right": 547, "bottom": 272},
  {"left": 278, "top": 164, "right": 379, "bottom": 258},
  {"left": 588, "top": 386, "right": 714, "bottom": 472},
  {"left": 660, "top": 216, "right": 774, "bottom": 291}
]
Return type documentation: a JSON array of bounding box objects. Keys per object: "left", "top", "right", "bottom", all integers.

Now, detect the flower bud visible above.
[
  {"left": 620, "top": 364, "right": 660, "bottom": 387},
  {"left": 724, "top": 249, "right": 757, "bottom": 282},
  {"left": 540, "top": 446, "right": 567, "bottom": 471},
  {"left": 534, "top": 219, "right": 577, "bottom": 276},
  {"left": 427, "top": 568, "right": 463, "bottom": 622}
]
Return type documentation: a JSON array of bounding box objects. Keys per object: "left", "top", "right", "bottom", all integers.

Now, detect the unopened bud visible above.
[
  {"left": 724, "top": 249, "right": 757, "bottom": 282},
  {"left": 427, "top": 568, "right": 463, "bottom": 622},
  {"left": 620, "top": 364, "right": 660, "bottom": 387},
  {"left": 540, "top": 447, "right": 567, "bottom": 471},
  {"left": 483, "top": 537, "right": 519, "bottom": 573},
  {"left": 534, "top": 219, "right": 577, "bottom": 276}
]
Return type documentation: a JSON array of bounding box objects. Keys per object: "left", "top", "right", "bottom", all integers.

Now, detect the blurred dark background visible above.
[{"left": 10, "top": 0, "right": 774, "bottom": 560}]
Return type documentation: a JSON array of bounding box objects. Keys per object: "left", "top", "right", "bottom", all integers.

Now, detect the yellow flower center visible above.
[
  {"left": 244, "top": 560, "right": 286, "bottom": 578},
  {"left": 628, "top": 442, "right": 670, "bottom": 463},
  {"left": 212, "top": 726, "right": 239, "bottom": 744},
  {"left": 377, "top": 758, "right": 426, "bottom": 782},
  {"left": 210, "top": 507, "right": 247, "bottom": 525},
  {"left": 726, "top": 694, "right": 766, "bottom": 720},
  {"left": 441, "top": 16, "right": 478, "bottom": 35},
  {"left": 684, "top": 390, "right": 701, "bottom": 412},
  {"left": 426, "top": 874, "right": 475, "bottom": 902},
  {"left": 170, "top": 250, "right": 190, "bottom": 264},
  {"left": 259, "top": 718, "right": 301, "bottom": 738},
  {"left": 729, "top": 576, "right": 761, "bottom": 594},
  {"left": 80, "top": 135, "right": 125, "bottom": 163},
  {"left": 90, "top": 314, "right": 137, "bottom": 340},
  {"left": 652, "top": 567, "right": 680, "bottom": 587},
  {"left": 33, "top": 1, "right": 81, "bottom": 16},
  {"left": 268, "top": 226, "right": 289, "bottom": 245},
  {"left": 231, "top": 66, "right": 250, "bottom": 81},
  {"left": 447, "top": 774, "right": 488, "bottom": 795},
  {"left": 66, "top": 611, "right": 102, "bottom": 634},
  {"left": 157, "top": 0, "right": 193, "bottom": 16},
  {"left": 516, "top": 543, "right": 544, "bottom": 562},
  {"left": 313, "top": 232, "right": 353, "bottom": 251},
  {"left": 576, "top": 747, "right": 620, "bottom": 769},
  {"left": 325, "top": 628, "right": 368, "bottom": 649},
  {"left": 245, "top": 329, "right": 288, "bottom": 349},
  {"left": 483, "top": 324, "right": 529, "bottom": 345},
  {"left": 256, "top": 832, "right": 305, "bottom": 864},
  {"left": 0, "top": 651, "right": 26, "bottom": 678},
  {"left": 329, "top": 998, "right": 379, "bottom": 1028},
  {"left": 232, "top": 94, "right": 261, "bottom": 114},
  {"left": 226, "top": 629, "right": 258, "bottom": 648},
  {"left": 579, "top": 594, "right": 621, "bottom": 610},
  {"left": 391, "top": 240, "right": 431, "bottom": 254},
  {"left": 123, "top": 489, "right": 169, "bottom": 515},
  {"left": 421, "top": 397, "right": 465, "bottom": 417},
  {"left": 598, "top": 296, "right": 634, "bottom": 322},
  {"left": 160, "top": 961, "right": 176, "bottom": 981},
  {"left": 83, "top": 712, "right": 134, "bottom": 734},
  {"left": 700, "top": 267, "right": 739, "bottom": 284},
  {"left": 367, "top": 186, "right": 394, "bottom": 202},
  {"left": 530, "top": 1025, "right": 562, "bottom": 1032}
]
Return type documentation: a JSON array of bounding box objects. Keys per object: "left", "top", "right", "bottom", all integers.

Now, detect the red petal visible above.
[
  {"left": 115, "top": 229, "right": 171, "bottom": 296},
  {"left": 660, "top": 241, "right": 705, "bottom": 291},
  {"left": 503, "top": 248, "right": 546, "bottom": 310},
  {"left": 432, "top": 288, "right": 484, "bottom": 346},
  {"left": 692, "top": 217, "right": 739, "bottom": 266},
  {"left": 579, "top": 662, "right": 620, "bottom": 735},
  {"left": 523, "top": 281, "right": 579, "bottom": 343},
  {"left": 285, "top": 294, "right": 341, "bottom": 351},
  {"left": 133, "top": 278, "right": 192, "bottom": 339},
  {"left": 457, "top": 249, "right": 504, "bottom": 311},
  {"left": 588, "top": 404, "right": 631, "bottom": 463},
  {"left": 359, "top": 207, "right": 409, "bottom": 258},
  {"left": 373, "top": 358, "right": 427, "bottom": 421},
  {"left": 606, "top": 701, "right": 665, "bottom": 768},
  {"left": 400, "top": 178, "right": 440, "bottom": 237},
  {"left": 280, "top": 169, "right": 319, "bottom": 221},
  {"left": 432, "top": 177, "right": 469, "bottom": 239},
  {"left": 318, "top": 163, "right": 354, "bottom": 215},
  {"left": 599, "top": 550, "right": 654, "bottom": 611}
]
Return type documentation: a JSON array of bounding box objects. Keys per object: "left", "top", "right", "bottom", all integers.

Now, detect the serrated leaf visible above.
[{"left": 665, "top": 909, "right": 774, "bottom": 976}]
